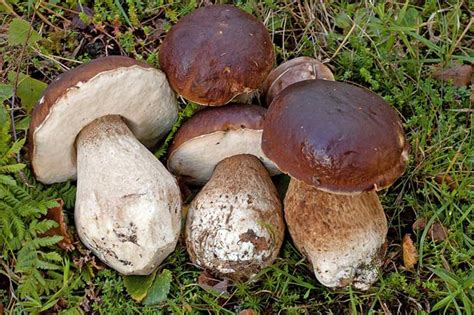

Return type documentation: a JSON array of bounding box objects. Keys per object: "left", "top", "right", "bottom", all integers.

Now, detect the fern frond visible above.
[
  {"left": 11, "top": 211, "right": 26, "bottom": 241},
  {"left": 15, "top": 245, "right": 38, "bottom": 273},
  {"left": 32, "top": 235, "right": 63, "bottom": 248},
  {"left": 0, "top": 103, "right": 85, "bottom": 312},
  {"left": 29, "top": 219, "right": 58, "bottom": 235},
  {"left": 40, "top": 251, "right": 62, "bottom": 262},
  {"left": 6, "top": 138, "right": 26, "bottom": 157},
  {"left": 0, "top": 174, "right": 16, "bottom": 186},
  {"left": 36, "top": 259, "right": 62, "bottom": 271},
  {"left": 0, "top": 163, "right": 26, "bottom": 174},
  {"left": 10, "top": 184, "right": 31, "bottom": 200}
]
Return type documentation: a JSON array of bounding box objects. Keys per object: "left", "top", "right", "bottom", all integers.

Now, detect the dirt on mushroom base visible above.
[{"left": 186, "top": 154, "right": 284, "bottom": 281}]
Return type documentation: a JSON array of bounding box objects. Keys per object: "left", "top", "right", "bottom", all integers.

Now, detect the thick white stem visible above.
[
  {"left": 285, "top": 178, "right": 387, "bottom": 290},
  {"left": 186, "top": 154, "right": 284, "bottom": 280},
  {"left": 75, "top": 115, "right": 181, "bottom": 275}
]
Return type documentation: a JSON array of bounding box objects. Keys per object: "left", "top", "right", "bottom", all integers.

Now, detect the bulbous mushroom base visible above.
[
  {"left": 284, "top": 179, "right": 387, "bottom": 290},
  {"left": 186, "top": 154, "right": 284, "bottom": 281},
  {"left": 75, "top": 115, "right": 181, "bottom": 275}
]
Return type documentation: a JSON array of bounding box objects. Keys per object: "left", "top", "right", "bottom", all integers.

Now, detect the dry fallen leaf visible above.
[
  {"left": 402, "top": 234, "right": 418, "bottom": 269},
  {"left": 412, "top": 217, "right": 427, "bottom": 231},
  {"left": 433, "top": 63, "right": 472, "bottom": 87},
  {"left": 429, "top": 222, "right": 448, "bottom": 242},
  {"left": 435, "top": 174, "right": 458, "bottom": 191},
  {"left": 0, "top": 303, "right": 4, "bottom": 315},
  {"left": 197, "top": 271, "right": 229, "bottom": 295},
  {"left": 412, "top": 218, "right": 448, "bottom": 242},
  {"left": 40, "top": 198, "right": 74, "bottom": 251}
]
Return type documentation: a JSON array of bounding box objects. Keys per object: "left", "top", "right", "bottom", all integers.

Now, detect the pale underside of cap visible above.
[{"left": 30, "top": 66, "right": 178, "bottom": 184}]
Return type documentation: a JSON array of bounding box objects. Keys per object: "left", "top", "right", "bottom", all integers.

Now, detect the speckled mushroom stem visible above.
[
  {"left": 75, "top": 115, "right": 181, "bottom": 275},
  {"left": 186, "top": 154, "right": 284, "bottom": 281},
  {"left": 284, "top": 178, "right": 388, "bottom": 290}
]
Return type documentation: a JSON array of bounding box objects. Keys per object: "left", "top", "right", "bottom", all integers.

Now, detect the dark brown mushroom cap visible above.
[
  {"left": 168, "top": 104, "right": 280, "bottom": 184},
  {"left": 262, "top": 80, "right": 409, "bottom": 194},
  {"left": 28, "top": 55, "right": 177, "bottom": 184},
  {"left": 159, "top": 5, "right": 274, "bottom": 106},
  {"left": 262, "top": 57, "right": 334, "bottom": 106}
]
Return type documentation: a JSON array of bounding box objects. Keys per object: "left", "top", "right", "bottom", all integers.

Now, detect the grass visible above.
[{"left": 0, "top": 0, "right": 473, "bottom": 314}]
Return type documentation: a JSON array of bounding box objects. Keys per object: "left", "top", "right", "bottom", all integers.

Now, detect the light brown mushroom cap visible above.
[
  {"left": 262, "top": 57, "right": 334, "bottom": 105},
  {"left": 167, "top": 104, "right": 280, "bottom": 185},
  {"left": 262, "top": 79, "right": 409, "bottom": 194},
  {"left": 159, "top": 5, "right": 274, "bottom": 106},
  {"left": 28, "top": 56, "right": 178, "bottom": 184}
]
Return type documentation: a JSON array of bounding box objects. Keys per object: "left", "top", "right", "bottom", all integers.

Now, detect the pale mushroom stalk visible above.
[
  {"left": 28, "top": 56, "right": 181, "bottom": 275},
  {"left": 75, "top": 115, "right": 181, "bottom": 275},
  {"left": 284, "top": 179, "right": 387, "bottom": 290},
  {"left": 187, "top": 154, "right": 284, "bottom": 280}
]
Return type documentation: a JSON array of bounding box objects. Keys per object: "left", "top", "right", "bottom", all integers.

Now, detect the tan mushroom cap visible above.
[
  {"left": 28, "top": 56, "right": 178, "bottom": 184},
  {"left": 262, "top": 79, "right": 409, "bottom": 194},
  {"left": 168, "top": 104, "right": 280, "bottom": 185},
  {"left": 262, "top": 57, "right": 334, "bottom": 105},
  {"left": 159, "top": 5, "right": 274, "bottom": 106}
]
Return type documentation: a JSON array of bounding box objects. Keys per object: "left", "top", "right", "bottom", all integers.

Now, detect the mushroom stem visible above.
[
  {"left": 186, "top": 154, "right": 284, "bottom": 280},
  {"left": 75, "top": 115, "right": 181, "bottom": 275},
  {"left": 284, "top": 178, "right": 387, "bottom": 290}
]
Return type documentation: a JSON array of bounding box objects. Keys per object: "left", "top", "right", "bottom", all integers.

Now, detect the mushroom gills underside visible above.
[
  {"left": 284, "top": 178, "right": 388, "bottom": 290},
  {"left": 31, "top": 65, "right": 177, "bottom": 184},
  {"left": 168, "top": 129, "right": 280, "bottom": 185},
  {"left": 186, "top": 154, "right": 284, "bottom": 280},
  {"left": 75, "top": 115, "right": 181, "bottom": 275}
]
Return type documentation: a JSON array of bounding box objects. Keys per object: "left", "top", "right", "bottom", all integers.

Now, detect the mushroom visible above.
[
  {"left": 262, "top": 79, "right": 409, "bottom": 290},
  {"left": 159, "top": 4, "right": 274, "bottom": 106},
  {"left": 262, "top": 56, "right": 334, "bottom": 105},
  {"left": 168, "top": 104, "right": 284, "bottom": 280},
  {"left": 28, "top": 56, "right": 182, "bottom": 275}
]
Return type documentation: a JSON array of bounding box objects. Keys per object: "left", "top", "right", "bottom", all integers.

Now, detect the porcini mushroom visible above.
[
  {"left": 28, "top": 56, "right": 181, "bottom": 275},
  {"left": 168, "top": 104, "right": 284, "bottom": 280},
  {"left": 159, "top": 5, "right": 274, "bottom": 106},
  {"left": 262, "top": 79, "right": 409, "bottom": 289},
  {"left": 262, "top": 56, "right": 334, "bottom": 105}
]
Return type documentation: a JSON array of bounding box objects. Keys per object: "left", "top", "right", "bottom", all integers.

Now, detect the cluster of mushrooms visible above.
[{"left": 28, "top": 5, "right": 408, "bottom": 290}]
